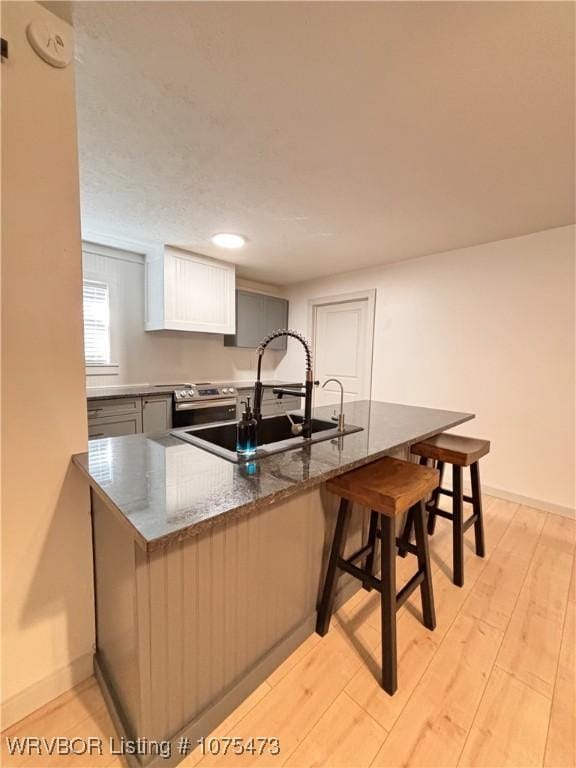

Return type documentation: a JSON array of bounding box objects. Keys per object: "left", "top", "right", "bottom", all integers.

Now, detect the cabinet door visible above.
[
  {"left": 142, "top": 396, "right": 172, "bottom": 433},
  {"left": 88, "top": 413, "right": 143, "bottom": 439},
  {"left": 265, "top": 296, "right": 289, "bottom": 350},
  {"left": 235, "top": 291, "right": 265, "bottom": 348},
  {"left": 224, "top": 291, "right": 289, "bottom": 348},
  {"left": 163, "top": 248, "right": 236, "bottom": 333},
  {"left": 88, "top": 397, "right": 141, "bottom": 420}
]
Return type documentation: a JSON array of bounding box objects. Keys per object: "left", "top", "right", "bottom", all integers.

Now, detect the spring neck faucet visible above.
[
  {"left": 253, "top": 329, "right": 314, "bottom": 439},
  {"left": 322, "top": 378, "right": 345, "bottom": 431}
]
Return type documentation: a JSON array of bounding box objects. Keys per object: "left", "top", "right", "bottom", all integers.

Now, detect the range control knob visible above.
[{"left": 222, "top": 387, "right": 229, "bottom": 394}]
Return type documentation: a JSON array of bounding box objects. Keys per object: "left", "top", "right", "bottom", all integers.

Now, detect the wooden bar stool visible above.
[
  {"left": 316, "top": 457, "right": 439, "bottom": 695},
  {"left": 400, "top": 433, "right": 490, "bottom": 587}
]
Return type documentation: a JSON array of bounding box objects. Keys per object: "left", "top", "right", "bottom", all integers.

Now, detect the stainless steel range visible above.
[{"left": 172, "top": 384, "right": 238, "bottom": 428}]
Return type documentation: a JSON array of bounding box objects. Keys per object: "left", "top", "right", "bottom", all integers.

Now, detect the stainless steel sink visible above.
[{"left": 171, "top": 413, "right": 363, "bottom": 463}]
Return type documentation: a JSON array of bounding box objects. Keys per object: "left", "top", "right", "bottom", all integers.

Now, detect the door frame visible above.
[{"left": 307, "top": 289, "right": 376, "bottom": 400}]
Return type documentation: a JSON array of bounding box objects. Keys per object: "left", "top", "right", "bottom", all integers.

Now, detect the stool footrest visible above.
[
  {"left": 396, "top": 571, "right": 425, "bottom": 609},
  {"left": 337, "top": 556, "right": 382, "bottom": 591},
  {"left": 428, "top": 505, "right": 478, "bottom": 533},
  {"left": 426, "top": 506, "right": 454, "bottom": 521},
  {"left": 395, "top": 537, "right": 418, "bottom": 557},
  {"left": 346, "top": 543, "right": 374, "bottom": 565},
  {"left": 336, "top": 555, "right": 426, "bottom": 611},
  {"left": 437, "top": 488, "right": 474, "bottom": 504},
  {"left": 463, "top": 513, "right": 479, "bottom": 532}
]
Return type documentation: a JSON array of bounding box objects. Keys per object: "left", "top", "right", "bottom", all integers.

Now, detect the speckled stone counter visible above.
[
  {"left": 81, "top": 399, "right": 473, "bottom": 764},
  {"left": 73, "top": 400, "right": 473, "bottom": 551},
  {"left": 87, "top": 383, "right": 181, "bottom": 399},
  {"left": 86, "top": 379, "right": 298, "bottom": 400}
]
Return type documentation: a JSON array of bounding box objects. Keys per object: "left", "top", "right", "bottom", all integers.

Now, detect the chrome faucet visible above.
[
  {"left": 322, "top": 378, "right": 345, "bottom": 431},
  {"left": 253, "top": 329, "right": 315, "bottom": 439}
]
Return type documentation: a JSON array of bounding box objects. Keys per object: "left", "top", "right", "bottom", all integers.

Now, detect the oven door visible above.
[{"left": 172, "top": 398, "right": 238, "bottom": 428}]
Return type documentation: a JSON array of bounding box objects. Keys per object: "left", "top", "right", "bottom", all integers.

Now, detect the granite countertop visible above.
[
  {"left": 73, "top": 400, "right": 473, "bottom": 551},
  {"left": 86, "top": 380, "right": 298, "bottom": 400}
]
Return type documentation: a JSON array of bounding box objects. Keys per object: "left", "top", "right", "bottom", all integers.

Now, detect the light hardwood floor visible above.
[{"left": 2, "top": 496, "right": 575, "bottom": 768}]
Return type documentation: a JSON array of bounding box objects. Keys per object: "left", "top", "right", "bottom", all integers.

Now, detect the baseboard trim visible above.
[
  {"left": 481, "top": 484, "right": 575, "bottom": 520},
  {"left": 439, "top": 475, "right": 575, "bottom": 520},
  {"left": 2, "top": 651, "right": 94, "bottom": 730}
]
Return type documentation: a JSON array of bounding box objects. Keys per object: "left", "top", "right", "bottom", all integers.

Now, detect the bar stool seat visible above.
[
  {"left": 411, "top": 433, "right": 490, "bottom": 467},
  {"left": 326, "top": 457, "right": 441, "bottom": 515},
  {"left": 401, "top": 433, "right": 490, "bottom": 587},
  {"left": 316, "top": 457, "right": 439, "bottom": 695}
]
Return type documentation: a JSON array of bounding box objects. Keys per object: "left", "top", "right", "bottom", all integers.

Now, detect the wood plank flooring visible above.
[{"left": 2, "top": 497, "right": 574, "bottom": 768}]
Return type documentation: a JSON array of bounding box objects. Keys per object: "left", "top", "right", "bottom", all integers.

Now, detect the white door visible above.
[{"left": 311, "top": 293, "right": 375, "bottom": 408}]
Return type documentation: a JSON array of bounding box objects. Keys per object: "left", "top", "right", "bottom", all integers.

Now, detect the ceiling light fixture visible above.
[{"left": 211, "top": 233, "right": 246, "bottom": 249}]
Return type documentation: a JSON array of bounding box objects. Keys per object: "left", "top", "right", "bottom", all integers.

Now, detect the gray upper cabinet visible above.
[{"left": 224, "top": 290, "right": 289, "bottom": 350}]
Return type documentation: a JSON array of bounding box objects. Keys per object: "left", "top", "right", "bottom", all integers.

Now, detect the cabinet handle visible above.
[
  {"left": 88, "top": 409, "right": 103, "bottom": 416},
  {"left": 90, "top": 433, "right": 105, "bottom": 438}
]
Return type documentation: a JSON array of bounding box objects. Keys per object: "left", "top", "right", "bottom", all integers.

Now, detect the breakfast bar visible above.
[{"left": 73, "top": 400, "right": 473, "bottom": 767}]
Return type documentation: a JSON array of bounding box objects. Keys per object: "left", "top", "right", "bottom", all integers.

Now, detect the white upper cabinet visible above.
[{"left": 146, "top": 247, "right": 236, "bottom": 333}]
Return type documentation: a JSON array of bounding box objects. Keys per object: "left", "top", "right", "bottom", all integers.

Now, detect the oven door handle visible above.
[{"left": 174, "top": 398, "right": 238, "bottom": 412}]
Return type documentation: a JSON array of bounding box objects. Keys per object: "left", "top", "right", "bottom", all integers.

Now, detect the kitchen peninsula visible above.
[{"left": 73, "top": 400, "right": 473, "bottom": 767}]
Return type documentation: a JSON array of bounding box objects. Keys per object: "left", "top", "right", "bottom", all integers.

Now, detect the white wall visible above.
[
  {"left": 1, "top": 3, "right": 94, "bottom": 726},
  {"left": 83, "top": 244, "right": 285, "bottom": 388},
  {"left": 277, "top": 226, "right": 575, "bottom": 514}
]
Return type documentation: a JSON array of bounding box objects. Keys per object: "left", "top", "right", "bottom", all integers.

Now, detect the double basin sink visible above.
[{"left": 172, "top": 413, "right": 363, "bottom": 463}]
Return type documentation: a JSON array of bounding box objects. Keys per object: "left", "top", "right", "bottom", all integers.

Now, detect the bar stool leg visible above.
[
  {"left": 398, "top": 455, "right": 428, "bottom": 556},
  {"left": 397, "top": 506, "right": 413, "bottom": 558},
  {"left": 380, "top": 514, "right": 397, "bottom": 695},
  {"left": 452, "top": 465, "right": 464, "bottom": 587},
  {"left": 316, "top": 498, "right": 352, "bottom": 635},
  {"left": 363, "top": 510, "right": 379, "bottom": 591},
  {"left": 427, "top": 460, "right": 444, "bottom": 535},
  {"left": 470, "top": 462, "right": 486, "bottom": 558},
  {"left": 413, "top": 501, "right": 436, "bottom": 630}
]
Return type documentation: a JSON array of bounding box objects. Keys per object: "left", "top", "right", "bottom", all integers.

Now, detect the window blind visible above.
[{"left": 83, "top": 280, "right": 110, "bottom": 366}]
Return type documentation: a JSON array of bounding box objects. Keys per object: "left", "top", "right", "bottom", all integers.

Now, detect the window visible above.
[{"left": 83, "top": 280, "right": 111, "bottom": 366}]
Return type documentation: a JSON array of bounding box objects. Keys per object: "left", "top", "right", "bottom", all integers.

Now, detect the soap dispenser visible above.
[{"left": 236, "top": 397, "right": 257, "bottom": 457}]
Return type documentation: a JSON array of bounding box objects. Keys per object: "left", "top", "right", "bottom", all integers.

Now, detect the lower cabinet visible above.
[
  {"left": 142, "top": 395, "right": 172, "bottom": 433},
  {"left": 88, "top": 412, "right": 143, "bottom": 439},
  {"left": 87, "top": 397, "right": 141, "bottom": 420},
  {"left": 88, "top": 395, "right": 172, "bottom": 440},
  {"left": 88, "top": 387, "right": 302, "bottom": 441}
]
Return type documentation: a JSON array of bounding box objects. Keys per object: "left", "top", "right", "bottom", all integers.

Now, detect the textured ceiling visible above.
[{"left": 70, "top": 1, "right": 575, "bottom": 284}]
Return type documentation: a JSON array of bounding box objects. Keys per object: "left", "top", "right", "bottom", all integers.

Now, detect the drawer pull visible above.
[
  {"left": 90, "top": 433, "right": 105, "bottom": 438},
  {"left": 88, "top": 409, "right": 103, "bottom": 416}
]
